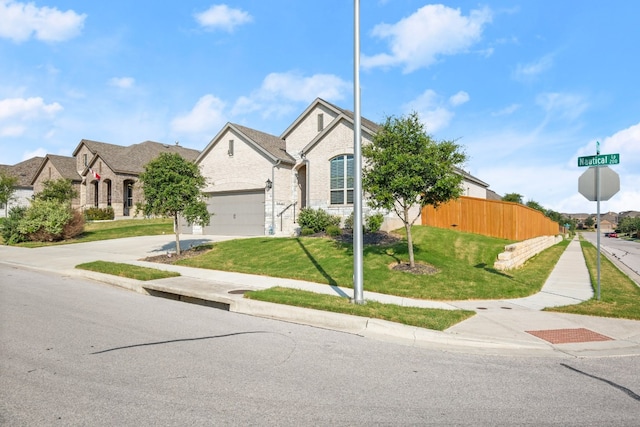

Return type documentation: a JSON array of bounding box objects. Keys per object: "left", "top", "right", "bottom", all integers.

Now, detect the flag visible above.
[{"left": 89, "top": 168, "right": 101, "bottom": 181}]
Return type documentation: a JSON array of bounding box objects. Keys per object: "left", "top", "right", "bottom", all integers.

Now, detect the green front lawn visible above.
[{"left": 178, "top": 226, "right": 569, "bottom": 301}]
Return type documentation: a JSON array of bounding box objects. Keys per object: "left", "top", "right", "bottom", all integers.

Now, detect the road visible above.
[
  {"left": 581, "top": 231, "right": 640, "bottom": 285},
  {"left": 1, "top": 265, "right": 639, "bottom": 426}
]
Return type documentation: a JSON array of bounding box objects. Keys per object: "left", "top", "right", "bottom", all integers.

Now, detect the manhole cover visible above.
[
  {"left": 526, "top": 328, "right": 613, "bottom": 344},
  {"left": 228, "top": 289, "right": 251, "bottom": 295}
]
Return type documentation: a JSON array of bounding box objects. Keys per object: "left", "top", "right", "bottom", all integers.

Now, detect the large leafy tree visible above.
[
  {"left": 363, "top": 112, "right": 467, "bottom": 267},
  {"left": 36, "top": 178, "right": 77, "bottom": 204},
  {"left": 138, "top": 153, "right": 210, "bottom": 255}
]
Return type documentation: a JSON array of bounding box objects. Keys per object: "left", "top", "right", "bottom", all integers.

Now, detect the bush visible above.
[
  {"left": 344, "top": 211, "right": 354, "bottom": 230},
  {"left": 85, "top": 206, "right": 115, "bottom": 220},
  {"left": 325, "top": 225, "right": 342, "bottom": 237},
  {"left": 343, "top": 211, "right": 384, "bottom": 233},
  {"left": 63, "top": 210, "right": 85, "bottom": 240},
  {"left": 300, "top": 227, "right": 315, "bottom": 236},
  {"left": 18, "top": 199, "right": 73, "bottom": 242},
  {"left": 365, "top": 212, "right": 384, "bottom": 233},
  {"left": 0, "top": 206, "right": 28, "bottom": 245},
  {"left": 298, "top": 208, "right": 340, "bottom": 233}
]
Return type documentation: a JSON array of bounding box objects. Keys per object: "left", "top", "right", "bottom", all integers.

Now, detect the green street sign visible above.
[{"left": 577, "top": 153, "right": 620, "bottom": 167}]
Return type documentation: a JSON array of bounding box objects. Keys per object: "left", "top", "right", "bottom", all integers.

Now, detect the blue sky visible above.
[{"left": 1, "top": 0, "right": 638, "bottom": 214}]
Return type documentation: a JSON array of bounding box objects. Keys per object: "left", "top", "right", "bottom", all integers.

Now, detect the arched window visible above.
[{"left": 329, "top": 154, "right": 353, "bottom": 205}]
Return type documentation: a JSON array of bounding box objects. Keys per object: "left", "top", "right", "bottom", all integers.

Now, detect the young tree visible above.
[
  {"left": 36, "top": 178, "right": 77, "bottom": 204},
  {"left": 363, "top": 112, "right": 467, "bottom": 267},
  {"left": 0, "top": 171, "right": 18, "bottom": 213},
  {"left": 138, "top": 153, "right": 210, "bottom": 255}
]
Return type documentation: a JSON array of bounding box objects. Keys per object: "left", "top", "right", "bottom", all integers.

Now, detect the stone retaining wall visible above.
[{"left": 494, "top": 235, "right": 563, "bottom": 271}]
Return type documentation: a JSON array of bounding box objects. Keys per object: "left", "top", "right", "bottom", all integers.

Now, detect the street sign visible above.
[
  {"left": 577, "top": 153, "right": 620, "bottom": 167},
  {"left": 578, "top": 166, "right": 620, "bottom": 201}
]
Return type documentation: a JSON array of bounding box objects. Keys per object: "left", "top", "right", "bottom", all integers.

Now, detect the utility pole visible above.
[{"left": 352, "top": 0, "right": 364, "bottom": 304}]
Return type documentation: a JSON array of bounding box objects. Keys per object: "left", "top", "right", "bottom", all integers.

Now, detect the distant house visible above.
[
  {"left": 71, "top": 140, "right": 199, "bottom": 217},
  {"left": 26, "top": 140, "right": 199, "bottom": 218},
  {"left": 0, "top": 157, "right": 43, "bottom": 218},
  {"left": 189, "top": 98, "right": 491, "bottom": 236}
]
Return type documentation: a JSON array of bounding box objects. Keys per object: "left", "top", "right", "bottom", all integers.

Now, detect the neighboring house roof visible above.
[
  {"left": 197, "top": 123, "right": 295, "bottom": 165},
  {"left": 456, "top": 168, "right": 489, "bottom": 188},
  {"left": 30, "top": 155, "right": 80, "bottom": 185},
  {"left": 74, "top": 139, "right": 200, "bottom": 175},
  {"left": 1, "top": 157, "right": 44, "bottom": 188},
  {"left": 486, "top": 189, "right": 502, "bottom": 200}
]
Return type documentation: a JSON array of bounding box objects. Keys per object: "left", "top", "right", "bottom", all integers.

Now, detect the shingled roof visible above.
[
  {"left": 0, "top": 157, "right": 44, "bottom": 187},
  {"left": 231, "top": 124, "right": 295, "bottom": 164},
  {"left": 75, "top": 139, "right": 200, "bottom": 175}
]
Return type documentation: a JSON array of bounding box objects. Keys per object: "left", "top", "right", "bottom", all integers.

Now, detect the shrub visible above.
[
  {"left": 85, "top": 206, "right": 115, "bottom": 220},
  {"left": 18, "top": 199, "right": 73, "bottom": 242},
  {"left": 325, "top": 225, "right": 342, "bottom": 237},
  {"left": 63, "top": 210, "right": 85, "bottom": 240},
  {"left": 365, "top": 212, "right": 384, "bottom": 233},
  {"left": 0, "top": 206, "right": 28, "bottom": 245},
  {"left": 297, "top": 208, "right": 340, "bottom": 233},
  {"left": 344, "top": 211, "right": 354, "bottom": 230},
  {"left": 300, "top": 227, "right": 315, "bottom": 236}
]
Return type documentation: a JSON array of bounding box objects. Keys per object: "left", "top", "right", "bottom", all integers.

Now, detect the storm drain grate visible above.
[{"left": 526, "top": 328, "right": 614, "bottom": 344}]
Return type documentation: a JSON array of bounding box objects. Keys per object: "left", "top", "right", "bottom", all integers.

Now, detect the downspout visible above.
[{"left": 271, "top": 160, "right": 281, "bottom": 235}]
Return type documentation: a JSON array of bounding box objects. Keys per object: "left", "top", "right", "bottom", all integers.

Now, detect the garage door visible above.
[{"left": 203, "top": 190, "right": 265, "bottom": 236}]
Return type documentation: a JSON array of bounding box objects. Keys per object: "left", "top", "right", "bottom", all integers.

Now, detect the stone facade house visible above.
[
  {"left": 188, "top": 98, "right": 490, "bottom": 236},
  {"left": 0, "top": 157, "right": 43, "bottom": 218},
  {"left": 71, "top": 140, "right": 199, "bottom": 217},
  {"left": 31, "top": 154, "right": 82, "bottom": 208}
]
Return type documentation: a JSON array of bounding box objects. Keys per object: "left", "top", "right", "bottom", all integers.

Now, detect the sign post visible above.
[{"left": 578, "top": 144, "right": 620, "bottom": 300}]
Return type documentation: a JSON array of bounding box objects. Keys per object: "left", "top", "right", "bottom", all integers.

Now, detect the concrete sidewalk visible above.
[{"left": 1, "top": 235, "right": 638, "bottom": 358}]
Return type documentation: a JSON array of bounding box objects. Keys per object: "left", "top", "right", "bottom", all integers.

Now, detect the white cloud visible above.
[
  {"left": 231, "top": 71, "right": 350, "bottom": 118},
  {"left": 513, "top": 54, "right": 554, "bottom": 81},
  {"left": 170, "top": 95, "right": 227, "bottom": 135},
  {"left": 403, "top": 89, "right": 469, "bottom": 133},
  {"left": 0, "top": 96, "right": 62, "bottom": 120},
  {"left": 536, "top": 92, "right": 588, "bottom": 122},
  {"left": 0, "top": 125, "right": 25, "bottom": 137},
  {"left": 492, "top": 104, "right": 520, "bottom": 116},
  {"left": 0, "top": 0, "right": 86, "bottom": 43},
  {"left": 108, "top": 77, "right": 135, "bottom": 89},
  {"left": 449, "top": 91, "right": 469, "bottom": 107},
  {"left": 362, "top": 4, "right": 492, "bottom": 72},
  {"left": 194, "top": 4, "right": 252, "bottom": 32}
]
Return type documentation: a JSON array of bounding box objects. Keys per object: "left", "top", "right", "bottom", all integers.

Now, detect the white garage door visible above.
[{"left": 203, "top": 190, "right": 265, "bottom": 236}]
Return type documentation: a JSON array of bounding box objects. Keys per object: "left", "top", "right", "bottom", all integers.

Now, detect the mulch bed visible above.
[
  {"left": 389, "top": 262, "right": 440, "bottom": 275},
  {"left": 142, "top": 246, "right": 210, "bottom": 264}
]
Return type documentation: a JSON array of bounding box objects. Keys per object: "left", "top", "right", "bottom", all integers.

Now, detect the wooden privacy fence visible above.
[{"left": 421, "top": 196, "right": 561, "bottom": 241}]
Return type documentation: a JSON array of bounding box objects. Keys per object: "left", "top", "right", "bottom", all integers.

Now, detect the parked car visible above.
[{"left": 608, "top": 232, "right": 618, "bottom": 238}]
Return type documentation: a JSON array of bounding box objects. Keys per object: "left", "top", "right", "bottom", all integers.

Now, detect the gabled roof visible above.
[
  {"left": 280, "top": 97, "right": 380, "bottom": 141},
  {"left": 74, "top": 139, "right": 199, "bottom": 175},
  {"left": 456, "top": 168, "right": 489, "bottom": 188},
  {"left": 1, "top": 157, "right": 44, "bottom": 187},
  {"left": 31, "top": 155, "right": 80, "bottom": 185},
  {"left": 197, "top": 123, "right": 295, "bottom": 165}
]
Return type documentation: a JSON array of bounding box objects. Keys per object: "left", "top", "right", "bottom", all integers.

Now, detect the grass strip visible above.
[
  {"left": 245, "top": 286, "right": 475, "bottom": 331},
  {"left": 545, "top": 240, "right": 640, "bottom": 320},
  {"left": 76, "top": 260, "right": 180, "bottom": 281}
]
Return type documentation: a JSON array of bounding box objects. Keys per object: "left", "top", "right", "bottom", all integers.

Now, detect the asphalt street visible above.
[{"left": 2, "top": 265, "right": 639, "bottom": 426}]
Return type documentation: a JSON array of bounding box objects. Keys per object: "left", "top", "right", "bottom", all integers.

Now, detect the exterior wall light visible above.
[{"left": 265, "top": 179, "right": 272, "bottom": 190}]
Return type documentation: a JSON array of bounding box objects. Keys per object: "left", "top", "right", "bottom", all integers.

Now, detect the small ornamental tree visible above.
[
  {"left": 36, "top": 178, "right": 77, "bottom": 204},
  {"left": 363, "top": 112, "right": 467, "bottom": 267},
  {"left": 138, "top": 153, "right": 210, "bottom": 255}
]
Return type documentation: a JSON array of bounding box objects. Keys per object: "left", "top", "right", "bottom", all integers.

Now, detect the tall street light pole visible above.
[{"left": 352, "top": 0, "right": 364, "bottom": 304}]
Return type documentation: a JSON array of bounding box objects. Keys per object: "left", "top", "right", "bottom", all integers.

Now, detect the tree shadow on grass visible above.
[
  {"left": 474, "top": 263, "right": 513, "bottom": 279},
  {"left": 295, "top": 238, "right": 337, "bottom": 286}
]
